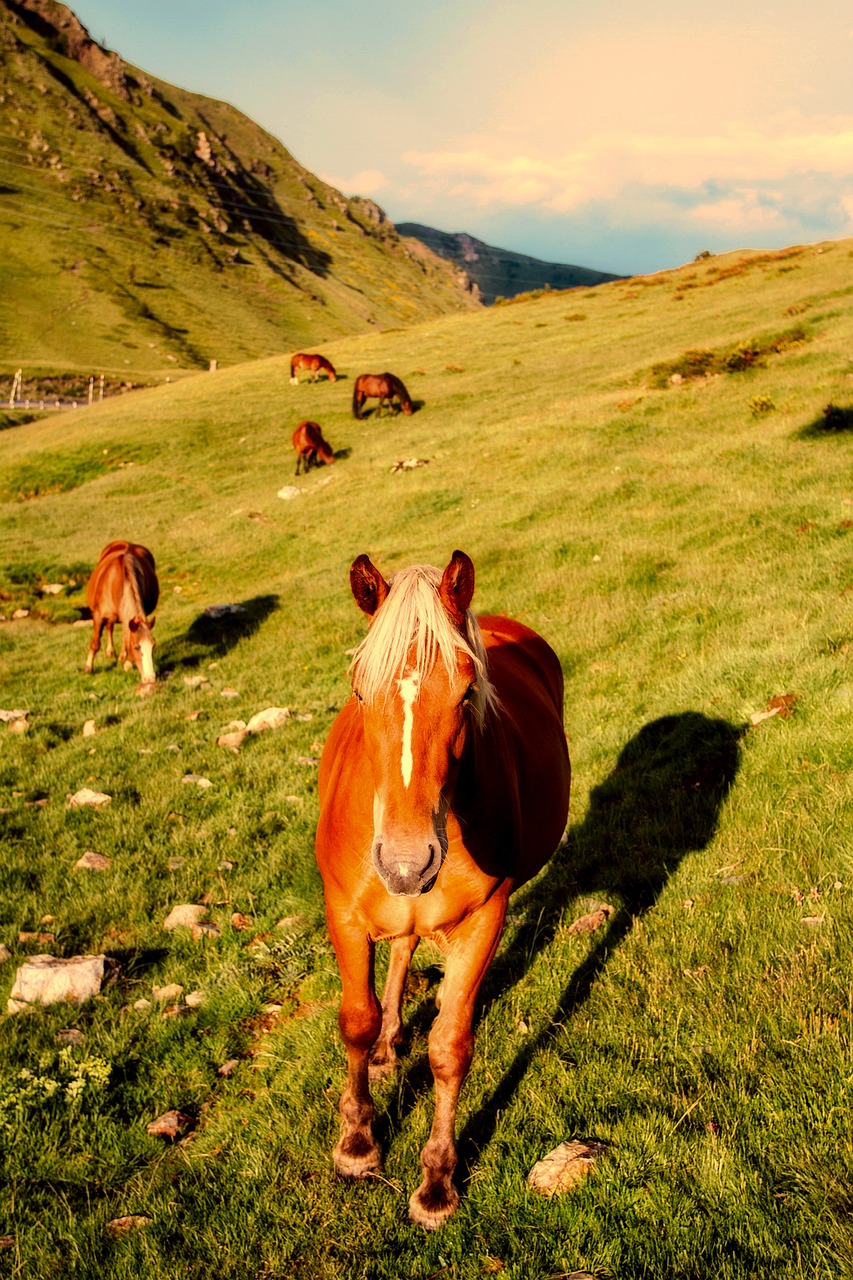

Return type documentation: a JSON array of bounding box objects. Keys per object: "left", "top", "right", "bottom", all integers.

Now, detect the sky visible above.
[{"left": 65, "top": 0, "right": 853, "bottom": 276}]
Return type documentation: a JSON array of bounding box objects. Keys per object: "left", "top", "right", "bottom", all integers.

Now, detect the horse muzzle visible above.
[{"left": 372, "top": 838, "right": 444, "bottom": 897}]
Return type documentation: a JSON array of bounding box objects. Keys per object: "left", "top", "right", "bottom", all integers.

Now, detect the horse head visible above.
[
  {"left": 126, "top": 615, "right": 156, "bottom": 684},
  {"left": 349, "top": 552, "right": 486, "bottom": 897}
]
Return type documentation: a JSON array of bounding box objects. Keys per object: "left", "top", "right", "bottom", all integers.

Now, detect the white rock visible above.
[
  {"left": 185, "top": 990, "right": 205, "bottom": 1008},
  {"left": 133, "top": 998, "right": 152, "bottom": 1011},
  {"left": 9, "top": 954, "right": 114, "bottom": 1007},
  {"left": 40, "top": 583, "right": 64, "bottom": 595},
  {"left": 0, "top": 709, "right": 27, "bottom": 723},
  {"left": 527, "top": 1139, "right": 606, "bottom": 1197},
  {"left": 181, "top": 774, "right": 212, "bottom": 789},
  {"left": 277, "top": 485, "right": 301, "bottom": 500},
  {"left": 0, "top": 944, "right": 11, "bottom": 964},
  {"left": 68, "top": 788, "right": 111, "bottom": 808},
  {"left": 246, "top": 706, "right": 290, "bottom": 734},
  {"left": 152, "top": 982, "right": 184, "bottom": 1002},
  {"left": 7, "top": 718, "right": 28, "bottom": 734},
  {"left": 82, "top": 719, "right": 97, "bottom": 738},
  {"left": 163, "top": 904, "right": 207, "bottom": 931}
]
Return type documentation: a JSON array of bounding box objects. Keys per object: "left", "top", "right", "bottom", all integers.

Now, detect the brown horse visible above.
[
  {"left": 315, "top": 551, "right": 570, "bottom": 1228},
  {"left": 84, "top": 541, "right": 159, "bottom": 685},
  {"left": 352, "top": 372, "right": 413, "bottom": 419},
  {"left": 290, "top": 352, "right": 337, "bottom": 385},
  {"left": 293, "top": 420, "right": 335, "bottom": 475}
]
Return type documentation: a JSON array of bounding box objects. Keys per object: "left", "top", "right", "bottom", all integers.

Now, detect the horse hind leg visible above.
[{"left": 369, "top": 936, "right": 418, "bottom": 1081}]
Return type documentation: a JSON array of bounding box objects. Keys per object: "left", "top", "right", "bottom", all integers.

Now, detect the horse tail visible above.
[
  {"left": 290, "top": 355, "right": 297, "bottom": 378},
  {"left": 352, "top": 383, "right": 362, "bottom": 419}
]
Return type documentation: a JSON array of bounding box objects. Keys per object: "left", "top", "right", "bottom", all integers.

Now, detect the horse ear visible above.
[
  {"left": 350, "top": 555, "right": 390, "bottom": 616},
  {"left": 149, "top": 615, "right": 156, "bottom": 629},
  {"left": 128, "top": 617, "right": 140, "bottom": 633},
  {"left": 439, "top": 550, "right": 475, "bottom": 625}
]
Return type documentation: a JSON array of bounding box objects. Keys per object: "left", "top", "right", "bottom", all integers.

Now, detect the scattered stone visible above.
[
  {"left": 390, "top": 457, "right": 429, "bottom": 473},
  {"left": 152, "top": 983, "right": 184, "bottom": 1002},
  {"left": 204, "top": 604, "right": 247, "bottom": 619},
  {"left": 167, "top": 856, "right": 186, "bottom": 871},
  {"left": 216, "top": 730, "right": 246, "bottom": 751},
  {"left": 181, "top": 774, "right": 212, "bottom": 789},
  {"left": 218, "top": 860, "right": 234, "bottom": 872},
  {"left": 163, "top": 904, "right": 207, "bottom": 931},
  {"left": 246, "top": 706, "right": 290, "bottom": 733},
  {"left": 0, "top": 709, "right": 28, "bottom": 723},
  {"left": 8, "top": 718, "right": 28, "bottom": 734},
  {"left": 12, "top": 608, "right": 29, "bottom": 619},
  {"left": 133, "top": 998, "right": 152, "bottom": 1012},
  {"left": 276, "top": 915, "right": 302, "bottom": 931},
  {"left": 217, "top": 1058, "right": 239, "bottom": 1078},
  {"left": 74, "top": 850, "right": 111, "bottom": 872},
  {"left": 0, "top": 944, "right": 10, "bottom": 964},
  {"left": 185, "top": 989, "right": 205, "bottom": 1008},
  {"left": 146, "top": 1110, "right": 195, "bottom": 1141},
  {"left": 801, "top": 915, "right": 824, "bottom": 927},
  {"left": 220, "top": 687, "right": 239, "bottom": 698},
  {"left": 82, "top": 719, "right": 97, "bottom": 738},
  {"left": 105, "top": 1216, "right": 151, "bottom": 1239},
  {"left": 527, "top": 1139, "right": 607, "bottom": 1197},
  {"left": 568, "top": 903, "right": 614, "bottom": 935},
  {"left": 56, "top": 1028, "right": 86, "bottom": 1046},
  {"left": 192, "top": 922, "right": 220, "bottom": 941},
  {"left": 40, "top": 583, "right": 64, "bottom": 595},
  {"left": 18, "top": 931, "right": 55, "bottom": 945},
  {"left": 230, "top": 912, "right": 252, "bottom": 931},
  {"left": 277, "top": 485, "right": 301, "bottom": 500},
  {"left": 185, "top": 710, "right": 201, "bottom": 721},
  {"left": 68, "top": 787, "right": 111, "bottom": 808},
  {"left": 297, "top": 756, "right": 319, "bottom": 766},
  {"left": 9, "top": 954, "right": 116, "bottom": 1008},
  {"left": 184, "top": 675, "right": 210, "bottom": 690}
]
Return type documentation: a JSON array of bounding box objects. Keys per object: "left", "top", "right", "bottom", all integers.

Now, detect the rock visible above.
[
  {"left": 163, "top": 904, "right": 207, "bottom": 931},
  {"left": 18, "top": 931, "right": 55, "bottom": 945},
  {"left": 12, "top": 608, "right": 29, "bottom": 620},
  {"left": 105, "top": 1216, "right": 151, "bottom": 1238},
  {"left": 230, "top": 912, "right": 252, "bottom": 931},
  {"left": 167, "top": 856, "right": 186, "bottom": 871},
  {"left": 151, "top": 983, "right": 184, "bottom": 1002},
  {"left": 8, "top": 718, "right": 28, "bottom": 734},
  {"left": 277, "top": 485, "right": 301, "bottom": 500},
  {"left": 9, "top": 954, "right": 116, "bottom": 1008},
  {"left": 185, "top": 989, "right": 205, "bottom": 1008},
  {"left": 567, "top": 903, "right": 614, "bottom": 935},
  {"left": 0, "top": 708, "right": 28, "bottom": 723},
  {"left": 191, "top": 922, "right": 220, "bottom": 941},
  {"left": 390, "top": 457, "right": 429, "bottom": 473},
  {"left": 217, "top": 1058, "right": 239, "bottom": 1077},
  {"left": 82, "top": 719, "right": 97, "bottom": 737},
  {"left": 40, "top": 583, "right": 64, "bottom": 595},
  {"left": 147, "top": 1110, "right": 195, "bottom": 1141},
  {"left": 527, "top": 1140, "right": 607, "bottom": 1197},
  {"left": 67, "top": 788, "right": 111, "bottom": 808},
  {"left": 216, "top": 730, "right": 246, "bottom": 751},
  {"left": 133, "top": 998, "right": 152, "bottom": 1012},
  {"left": 184, "top": 675, "right": 210, "bottom": 689},
  {"left": 0, "top": 944, "right": 10, "bottom": 964},
  {"left": 74, "top": 850, "right": 111, "bottom": 872},
  {"left": 246, "top": 706, "right": 290, "bottom": 734},
  {"left": 220, "top": 687, "right": 239, "bottom": 699},
  {"left": 56, "top": 1028, "right": 86, "bottom": 1046},
  {"left": 181, "top": 774, "right": 212, "bottom": 789}
]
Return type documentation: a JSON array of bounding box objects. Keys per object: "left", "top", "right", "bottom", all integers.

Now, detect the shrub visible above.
[{"left": 749, "top": 395, "right": 776, "bottom": 417}]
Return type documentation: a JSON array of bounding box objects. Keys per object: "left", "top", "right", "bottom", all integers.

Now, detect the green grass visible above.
[{"left": 0, "top": 239, "right": 852, "bottom": 1278}]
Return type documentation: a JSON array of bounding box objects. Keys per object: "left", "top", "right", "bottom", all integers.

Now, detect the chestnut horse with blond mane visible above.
[
  {"left": 351, "top": 372, "right": 413, "bottom": 419},
  {"left": 316, "top": 551, "right": 570, "bottom": 1228},
  {"left": 84, "top": 540, "right": 158, "bottom": 686},
  {"left": 290, "top": 352, "right": 337, "bottom": 385},
  {"left": 292, "top": 421, "right": 335, "bottom": 475}
]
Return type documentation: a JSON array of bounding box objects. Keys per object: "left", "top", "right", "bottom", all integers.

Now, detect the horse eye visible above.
[
  {"left": 461, "top": 683, "right": 476, "bottom": 706},
  {"left": 353, "top": 689, "right": 364, "bottom": 704}
]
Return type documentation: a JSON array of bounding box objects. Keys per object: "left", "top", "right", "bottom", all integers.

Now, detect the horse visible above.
[
  {"left": 290, "top": 353, "right": 337, "bottom": 385},
  {"left": 84, "top": 541, "right": 159, "bottom": 686},
  {"left": 315, "top": 550, "right": 570, "bottom": 1229},
  {"left": 351, "top": 372, "right": 413, "bottom": 419},
  {"left": 293, "top": 420, "right": 335, "bottom": 475}
]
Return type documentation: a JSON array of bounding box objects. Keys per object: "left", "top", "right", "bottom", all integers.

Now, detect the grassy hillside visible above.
[
  {"left": 0, "top": 239, "right": 852, "bottom": 1278},
  {"left": 0, "top": 0, "right": 477, "bottom": 395}
]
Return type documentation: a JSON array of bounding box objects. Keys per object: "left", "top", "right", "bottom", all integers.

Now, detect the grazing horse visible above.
[
  {"left": 293, "top": 420, "right": 335, "bottom": 475},
  {"left": 352, "top": 372, "right": 413, "bottom": 419},
  {"left": 290, "top": 352, "right": 337, "bottom": 385},
  {"left": 84, "top": 541, "right": 158, "bottom": 685},
  {"left": 316, "top": 551, "right": 570, "bottom": 1229}
]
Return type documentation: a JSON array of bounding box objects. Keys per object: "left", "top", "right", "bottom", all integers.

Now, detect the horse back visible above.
[{"left": 87, "top": 542, "right": 158, "bottom": 616}]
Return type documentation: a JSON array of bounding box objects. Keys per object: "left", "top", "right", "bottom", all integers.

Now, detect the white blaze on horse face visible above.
[
  {"left": 139, "top": 635, "right": 155, "bottom": 684},
  {"left": 398, "top": 673, "right": 420, "bottom": 789}
]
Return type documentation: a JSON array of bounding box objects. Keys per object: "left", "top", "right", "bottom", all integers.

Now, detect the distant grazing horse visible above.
[
  {"left": 352, "top": 372, "right": 413, "bottom": 419},
  {"left": 84, "top": 541, "right": 159, "bottom": 686},
  {"left": 316, "top": 551, "right": 570, "bottom": 1228},
  {"left": 290, "top": 352, "right": 337, "bottom": 385},
  {"left": 293, "top": 420, "right": 335, "bottom": 474}
]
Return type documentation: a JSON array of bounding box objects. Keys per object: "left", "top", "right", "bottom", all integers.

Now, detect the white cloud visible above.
[{"left": 320, "top": 167, "right": 390, "bottom": 197}]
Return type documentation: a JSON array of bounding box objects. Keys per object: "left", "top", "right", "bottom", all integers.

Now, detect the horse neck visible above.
[{"left": 119, "top": 556, "right": 145, "bottom": 621}]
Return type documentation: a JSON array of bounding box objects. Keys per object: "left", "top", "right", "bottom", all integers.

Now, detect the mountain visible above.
[
  {"left": 0, "top": 0, "right": 479, "bottom": 393},
  {"left": 396, "top": 222, "right": 622, "bottom": 304}
]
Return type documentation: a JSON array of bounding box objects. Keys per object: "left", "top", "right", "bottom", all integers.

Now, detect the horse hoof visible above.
[
  {"left": 408, "top": 1182, "right": 460, "bottom": 1230},
  {"left": 333, "top": 1134, "right": 382, "bottom": 1180}
]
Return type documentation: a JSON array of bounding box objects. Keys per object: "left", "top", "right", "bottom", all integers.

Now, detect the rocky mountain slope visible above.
[
  {"left": 397, "top": 222, "right": 622, "bottom": 304},
  {"left": 0, "top": 0, "right": 479, "bottom": 388}
]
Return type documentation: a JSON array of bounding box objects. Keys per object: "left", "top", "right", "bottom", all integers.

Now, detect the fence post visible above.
[
  {"left": 88, "top": 377, "right": 94, "bottom": 405},
  {"left": 9, "top": 368, "right": 22, "bottom": 407}
]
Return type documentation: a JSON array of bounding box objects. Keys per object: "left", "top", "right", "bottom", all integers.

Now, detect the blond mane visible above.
[{"left": 349, "top": 564, "right": 496, "bottom": 726}]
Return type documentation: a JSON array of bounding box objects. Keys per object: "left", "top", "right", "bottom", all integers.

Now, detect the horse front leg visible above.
[
  {"left": 84, "top": 615, "right": 104, "bottom": 674},
  {"left": 369, "top": 935, "right": 418, "bottom": 1080},
  {"left": 327, "top": 917, "right": 383, "bottom": 1178},
  {"left": 106, "top": 620, "right": 118, "bottom": 661},
  {"left": 409, "top": 897, "right": 507, "bottom": 1230}
]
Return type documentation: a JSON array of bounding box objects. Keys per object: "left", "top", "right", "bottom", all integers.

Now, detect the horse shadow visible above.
[
  {"left": 158, "top": 594, "right": 280, "bottom": 672},
  {"left": 333, "top": 448, "right": 352, "bottom": 463},
  {"left": 381, "top": 711, "right": 744, "bottom": 1175},
  {"left": 796, "top": 403, "right": 853, "bottom": 438}
]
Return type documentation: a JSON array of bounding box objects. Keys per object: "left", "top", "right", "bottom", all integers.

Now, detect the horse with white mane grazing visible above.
[{"left": 84, "top": 540, "right": 159, "bottom": 687}]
